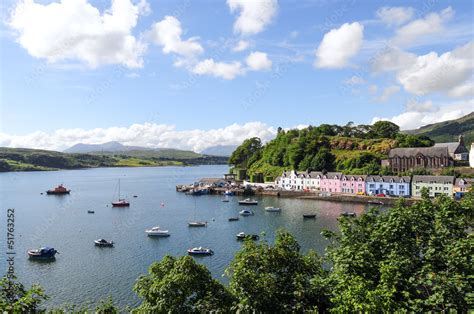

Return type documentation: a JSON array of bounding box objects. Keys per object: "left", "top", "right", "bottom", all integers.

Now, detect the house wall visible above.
[
  {"left": 412, "top": 182, "right": 453, "bottom": 198},
  {"left": 341, "top": 177, "right": 366, "bottom": 194},
  {"left": 320, "top": 178, "right": 342, "bottom": 193},
  {"left": 366, "top": 181, "right": 410, "bottom": 196}
]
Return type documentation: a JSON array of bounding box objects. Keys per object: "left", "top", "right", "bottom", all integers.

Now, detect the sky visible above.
[{"left": 0, "top": 0, "right": 473, "bottom": 152}]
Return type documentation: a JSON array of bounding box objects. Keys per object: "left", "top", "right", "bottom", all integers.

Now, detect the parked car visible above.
[
  {"left": 375, "top": 193, "right": 386, "bottom": 197},
  {"left": 356, "top": 192, "right": 365, "bottom": 196}
]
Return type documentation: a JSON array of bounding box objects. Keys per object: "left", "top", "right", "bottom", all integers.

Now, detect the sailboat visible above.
[
  {"left": 188, "top": 197, "right": 206, "bottom": 227},
  {"left": 112, "top": 179, "right": 130, "bottom": 207}
]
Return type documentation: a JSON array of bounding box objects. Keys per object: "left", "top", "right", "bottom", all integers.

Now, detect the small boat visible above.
[
  {"left": 87, "top": 210, "right": 95, "bottom": 214},
  {"left": 368, "top": 200, "right": 384, "bottom": 205},
  {"left": 94, "top": 239, "right": 114, "bottom": 247},
  {"left": 145, "top": 226, "right": 170, "bottom": 237},
  {"left": 188, "top": 221, "right": 207, "bottom": 227},
  {"left": 340, "top": 212, "right": 356, "bottom": 218},
  {"left": 187, "top": 247, "right": 214, "bottom": 256},
  {"left": 133, "top": 195, "right": 138, "bottom": 198},
  {"left": 228, "top": 217, "right": 239, "bottom": 221},
  {"left": 224, "top": 190, "right": 234, "bottom": 196},
  {"left": 238, "top": 198, "right": 258, "bottom": 205},
  {"left": 46, "top": 184, "right": 70, "bottom": 195},
  {"left": 303, "top": 214, "right": 316, "bottom": 219},
  {"left": 236, "top": 232, "right": 259, "bottom": 240},
  {"left": 265, "top": 206, "right": 281, "bottom": 212},
  {"left": 28, "top": 247, "right": 58, "bottom": 259},
  {"left": 239, "top": 209, "right": 254, "bottom": 216},
  {"left": 112, "top": 179, "right": 130, "bottom": 207}
]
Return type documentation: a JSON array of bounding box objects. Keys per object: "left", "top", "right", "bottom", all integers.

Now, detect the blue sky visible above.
[{"left": 0, "top": 0, "right": 473, "bottom": 152}]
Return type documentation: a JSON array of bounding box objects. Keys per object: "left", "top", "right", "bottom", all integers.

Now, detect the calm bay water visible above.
[{"left": 0, "top": 165, "right": 375, "bottom": 309}]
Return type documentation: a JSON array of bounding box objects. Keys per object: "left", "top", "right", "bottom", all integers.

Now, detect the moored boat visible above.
[
  {"left": 46, "top": 184, "right": 70, "bottom": 195},
  {"left": 94, "top": 239, "right": 114, "bottom": 247},
  {"left": 236, "top": 232, "right": 259, "bottom": 240},
  {"left": 111, "top": 179, "right": 130, "bottom": 207},
  {"left": 87, "top": 210, "right": 95, "bottom": 214},
  {"left": 187, "top": 247, "right": 214, "bottom": 255},
  {"left": 239, "top": 209, "right": 254, "bottom": 216},
  {"left": 188, "top": 221, "right": 207, "bottom": 227},
  {"left": 303, "top": 214, "right": 316, "bottom": 219},
  {"left": 340, "top": 211, "right": 356, "bottom": 218},
  {"left": 145, "top": 226, "right": 170, "bottom": 237},
  {"left": 228, "top": 217, "right": 239, "bottom": 221},
  {"left": 368, "top": 200, "right": 384, "bottom": 205},
  {"left": 238, "top": 198, "right": 258, "bottom": 205},
  {"left": 28, "top": 247, "right": 58, "bottom": 259},
  {"left": 265, "top": 206, "right": 281, "bottom": 212}
]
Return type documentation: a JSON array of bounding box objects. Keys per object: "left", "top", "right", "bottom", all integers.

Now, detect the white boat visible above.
[
  {"left": 188, "top": 221, "right": 207, "bottom": 227},
  {"left": 187, "top": 247, "right": 214, "bottom": 255},
  {"left": 236, "top": 232, "right": 259, "bottom": 240},
  {"left": 94, "top": 239, "right": 114, "bottom": 247},
  {"left": 265, "top": 206, "right": 281, "bottom": 212},
  {"left": 238, "top": 198, "right": 258, "bottom": 205},
  {"left": 239, "top": 209, "right": 254, "bottom": 216},
  {"left": 145, "top": 226, "right": 170, "bottom": 237}
]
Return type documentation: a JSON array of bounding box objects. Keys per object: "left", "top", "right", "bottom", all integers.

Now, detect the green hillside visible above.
[
  {"left": 0, "top": 147, "right": 227, "bottom": 172},
  {"left": 89, "top": 148, "right": 203, "bottom": 159},
  {"left": 405, "top": 112, "right": 474, "bottom": 147},
  {"left": 229, "top": 121, "right": 434, "bottom": 180}
]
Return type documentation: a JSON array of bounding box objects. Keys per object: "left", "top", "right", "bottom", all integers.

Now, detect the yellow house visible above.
[{"left": 412, "top": 175, "right": 455, "bottom": 198}]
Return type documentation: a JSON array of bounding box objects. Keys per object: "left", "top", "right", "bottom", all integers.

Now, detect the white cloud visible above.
[
  {"left": 372, "top": 99, "right": 474, "bottom": 130},
  {"left": 405, "top": 99, "right": 437, "bottom": 112},
  {"left": 343, "top": 76, "right": 366, "bottom": 85},
  {"left": 233, "top": 40, "right": 250, "bottom": 52},
  {"left": 314, "top": 22, "right": 364, "bottom": 69},
  {"left": 192, "top": 59, "right": 244, "bottom": 80},
  {"left": 246, "top": 51, "right": 272, "bottom": 71},
  {"left": 393, "top": 7, "right": 454, "bottom": 46},
  {"left": 375, "top": 85, "right": 400, "bottom": 102},
  {"left": 396, "top": 41, "right": 474, "bottom": 95},
  {"left": 376, "top": 6, "right": 414, "bottom": 26},
  {"left": 8, "top": 0, "right": 148, "bottom": 68},
  {"left": 149, "top": 16, "right": 203, "bottom": 67},
  {"left": 448, "top": 82, "right": 474, "bottom": 98},
  {"left": 371, "top": 47, "right": 417, "bottom": 73},
  {"left": 0, "top": 122, "right": 277, "bottom": 153},
  {"left": 227, "top": 0, "right": 278, "bottom": 36}
]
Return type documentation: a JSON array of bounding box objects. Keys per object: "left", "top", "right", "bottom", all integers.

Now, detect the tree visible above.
[
  {"left": 133, "top": 255, "right": 234, "bottom": 313},
  {"left": 0, "top": 277, "right": 48, "bottom": 312},
  {"left": 323, "top": 192, "right": 473, "bottom": 312},
  {"left": 229, "top": 137, "right": 262, "bottom": 168},
  {"left": 310, "top": 148, "right": 335, "bottom": 171},
  {"left": 372, "top": 121, "right": 400, "bottom": 139},
  {"left": 227, "top": 231, "right": 329, "bottom": 312}
]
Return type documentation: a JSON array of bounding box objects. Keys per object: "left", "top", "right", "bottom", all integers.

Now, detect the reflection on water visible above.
[{"left": 0, "top": 165, "right": 380, "bottom": 309}]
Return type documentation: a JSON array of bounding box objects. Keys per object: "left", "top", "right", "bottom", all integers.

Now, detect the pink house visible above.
[
  {"left": 320, "top": 172, "right": 343, "bottom": 193},
  {"left": 341, "top": 175, "right": 366, "bottom": 194}
]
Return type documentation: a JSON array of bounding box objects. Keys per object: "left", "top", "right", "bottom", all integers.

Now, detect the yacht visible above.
[
  {"left": 265, "top": 206, "right": 281, "bottom": 212},
  {"left": 28, "top": 247, "right": 58, "bottom": 259},
  {"left": 239, "top": 209, "right": 254, "bottom": 216},
  {"left": 238, "top": 198, "right": 258, "bottom": 205},
  {"left": 145, "top": 226, "right": 170, "bottom": 237},
  {"left": 187, "top": 247, "right": 214, "bottom": 255},
  {"left": 236, "top": 232, "right": 259, "bottom": 240},
  {"left": 111, "top": 179, "right": 130, "bottom": 207},
  {"left": 188, "top": 221, "right": 207, "bottom": 227},
  {"left": 94, "top": 239, "right": 114, "bottom": 247}
]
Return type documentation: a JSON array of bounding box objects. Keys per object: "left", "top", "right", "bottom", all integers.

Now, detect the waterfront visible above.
[{"left": 0, "top": 165, "right": 383, "bottom": 309}]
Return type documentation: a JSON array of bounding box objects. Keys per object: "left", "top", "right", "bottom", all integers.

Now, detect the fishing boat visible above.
[
  {"left": 265, "top": 206, "right": 281, "bottom": 212},
  {"left": 145, "top": 226, "right": 170, "bottom": 237},
  {"left": 87, "top": 210, "right": 95, "bottom": 214},
  {"left": 228, "top": 216, "right": 239, "bottom": 221},
  {"left": 340, "top": 212, "right": 357, "bottom": 218},
  {"left": 187, "top": 247, "right": 214, "bottom": 256},
  {"left": 239, "top": 209, "right": 254, "bottom": 216},
  {"left": 28, "top": 247, "right": 58, "bottom": 259},
  {"left": 303, "top": 214, "right": 316, "bottom": 219},
  {"left": 46, "top": 184, "right": 70, "bottom": 195},
  {"left": 94, "top": 239, "right": 114, "bottom": 247},
  {"left": 188, "top": 221, "right": 207, "bottom": 227},
  {"left": 111, "top": 179, "right": 130, "bottom": 207},
  {"left": 236, "top": 232, "right": 259, "bottom": 240},
  {"left": 238, "top": 198, "right": 258, "bottom": 205}
]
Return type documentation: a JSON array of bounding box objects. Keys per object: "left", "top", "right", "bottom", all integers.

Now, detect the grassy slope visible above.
[
  {"left": 89, "top": 149, "right": 203, "bottom": 159},
  {"left": 405, "top": 112, "right": 474, "bottom": 146}
]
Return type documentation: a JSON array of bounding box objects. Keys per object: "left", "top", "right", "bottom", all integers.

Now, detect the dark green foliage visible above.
[
  {"left": 0, "top": 276, "right": 47, "bottom": 312},
  {"left": 372, "top": 121, "right": 400, "bottom": 139},
  {"left": 229, "top": 137, "right": 262, "bottom": 168},
  {"left": 335, "top": 151, "right": 381, "bottom": 174},
  {"left": 396, "top": 133, "right": 434, "bottom": 147},
  {"left": 308, "top": 147, "right": 335, "bottom": 171},
  {"left": 227, "top": 231, "right": 329, "bottom": 312},
  {"left": 324, "top": 192, "right": 473, "bottom": 312},
  {"left": 133, "top": 255, "right": 235, "bottom": 313}
]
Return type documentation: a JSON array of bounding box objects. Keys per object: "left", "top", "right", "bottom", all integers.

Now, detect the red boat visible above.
[{"left": 46, "top": 184, "right": 70, "bottom": 195}]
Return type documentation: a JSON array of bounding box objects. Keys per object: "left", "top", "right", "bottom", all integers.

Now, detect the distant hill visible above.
[
  {"left": 405, "top": 112, "right": 474, "bottom": 147},
  {"left": 64, "top": 141, "right": 153, "bottom": 153},
  {"left": 201, "top": 145, "right": 237, "bottom": 157}
]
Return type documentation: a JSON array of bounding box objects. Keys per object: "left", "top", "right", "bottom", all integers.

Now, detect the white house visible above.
[
  {"left": 365, "top": 175, "right": 411, "bottom": 196},
  {"left": 276, "top": 170, "right": 305, "bottom": 190},
  {"left": 303, "top": 171, "right": 323, "bottom": 191}
]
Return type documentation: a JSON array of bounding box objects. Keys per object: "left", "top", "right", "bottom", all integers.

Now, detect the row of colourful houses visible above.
[{"left": 275, "top": 170, "right": 473, "bottom": 198}]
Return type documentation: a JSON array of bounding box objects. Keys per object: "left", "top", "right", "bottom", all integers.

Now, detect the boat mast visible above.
[{"left": 118, "top": 179, "right": 121, "bottom": 200}]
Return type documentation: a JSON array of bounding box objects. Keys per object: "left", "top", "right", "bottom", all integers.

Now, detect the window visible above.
[{"left": 399, "top": 185, "right": 404, "bottom": 189}]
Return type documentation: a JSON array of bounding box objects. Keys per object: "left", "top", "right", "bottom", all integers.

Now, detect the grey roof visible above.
[
  {"left": 308, "top": 171, "right": 323, "bottom": 178},
  {"left": 389, "top": 147, "right": 449, "bottom": 158},
  {"left": 412, "top": 175, "right": 454, "bottom": 184},
  {"left": 434, "top": 142, "right": 468, "bottom": 154},
  {"left": 366, "top": 175, "right": 411, "bottom": 183},
  {"left": 455, "top": 178, "right": 474, "bottom": 186},
  {"left": 342, "top": 174, "right": 367, "bottom": 180},
  {"left": 322, "top": 172, "right": 343, "bottom": 179}
]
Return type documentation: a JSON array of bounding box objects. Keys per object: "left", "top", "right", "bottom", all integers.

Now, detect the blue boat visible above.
[{"left": 28, "top": 247, "right": 58, "bottom": 259}]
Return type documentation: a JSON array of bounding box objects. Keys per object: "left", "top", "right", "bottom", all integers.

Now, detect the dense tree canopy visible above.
[{"left": 372, "top": 121, "right": 400, "bottom": 139}]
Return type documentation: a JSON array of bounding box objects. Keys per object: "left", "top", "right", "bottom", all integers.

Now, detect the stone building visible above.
[
  {"left": 386, "top": 147, "right": 452, "bottom": 173},
  {"left": 433, "top": 135, "right": 469, "bottom": 161}
]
